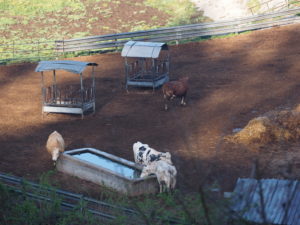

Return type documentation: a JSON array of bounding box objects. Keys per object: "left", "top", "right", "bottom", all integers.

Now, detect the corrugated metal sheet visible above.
[
  {"left": 121, "top": 41, "right": 167, "bottom": 58},
  {"left": 35, "top": 60, "right": 95, "bottom": 74},
  {"left": 231, "top": 178, "right": 300, "bottom": 225}
]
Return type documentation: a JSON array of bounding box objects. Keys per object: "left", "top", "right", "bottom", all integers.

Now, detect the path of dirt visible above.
[{"left": 1, "top": 23, "right": 300, "bottom": 198}]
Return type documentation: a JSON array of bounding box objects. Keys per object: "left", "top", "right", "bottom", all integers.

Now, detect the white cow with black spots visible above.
[{"left": 132, "top": 141, "right": 172, "bottom": 166}]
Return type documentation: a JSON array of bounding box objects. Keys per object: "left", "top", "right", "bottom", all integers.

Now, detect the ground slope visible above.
[{"left": 1, "top": 23, "right": 300, "bottom": 197}]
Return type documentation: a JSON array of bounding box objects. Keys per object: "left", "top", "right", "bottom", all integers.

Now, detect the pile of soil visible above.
[{"left": 226, "top": 106, "right": 300, "bottom": 145}]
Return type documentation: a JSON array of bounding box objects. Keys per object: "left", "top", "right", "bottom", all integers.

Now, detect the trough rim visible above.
[{"left": 60, "top": 147, "right": 157, "bottom": 182}]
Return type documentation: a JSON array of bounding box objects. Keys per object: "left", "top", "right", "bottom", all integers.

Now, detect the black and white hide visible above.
[{"left": 133, "top": 141, "right": 172, "bottom": 166}]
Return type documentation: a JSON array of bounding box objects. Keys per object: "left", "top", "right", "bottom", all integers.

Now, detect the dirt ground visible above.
[{"left": 1, "top": 23, "right": 300, "bottom": 198}]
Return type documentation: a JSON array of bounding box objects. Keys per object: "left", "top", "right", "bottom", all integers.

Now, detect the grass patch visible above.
[
  {"left": 0, "top": 17, "right": 16, "bottom": 26},
  {"left": 0, "top": 0, "right": 84, "bottom": 18},
  {"left": 247, "top": 0, "right": 261, "bottom": 14},
  {"left": 145, "top": 0, "right": 209, "bottom": 26},
  {"left": 0, "top": 173, "right": 249, "bottom": 225}
]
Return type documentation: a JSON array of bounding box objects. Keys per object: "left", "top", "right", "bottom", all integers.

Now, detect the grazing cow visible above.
[
  {"left": 133, "top": 141, "right": 172, "bottom": 166},
  {"left": 162, "top": 77, "right": 189, "bottom": 111},
  {"left": 46, "top": 131, "right": 65, "bottom": 165},
  {"left": 141, "top": 160, "right": 177, "bottom": 193}
]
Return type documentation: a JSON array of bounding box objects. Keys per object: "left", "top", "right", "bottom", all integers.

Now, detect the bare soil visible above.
[
  {"left": 1, "top": 23, "right": 300, "bottom": 198},
  {"left": 1, "top": 0, "right": 170, "bottom": 41}
]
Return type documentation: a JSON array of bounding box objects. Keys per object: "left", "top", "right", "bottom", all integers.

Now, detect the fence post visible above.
[
  {"left": 54, "top": 41, "right": 59, "bottom": 60},
  {"left": 12, "top": 41, "right": 15, "bottom": 59},
  {"left": 63, "top": 39, "right": 65, "bottom": 58},
  {"left": 37, "top": 41, "right": 40, "bottom": 61},
  {"left": 115, "top": 38, "right": 118, "bottom": 52}
]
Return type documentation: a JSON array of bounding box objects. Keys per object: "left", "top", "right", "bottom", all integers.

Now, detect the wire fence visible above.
[
  {"left": 1, "top": 5, "right": 300, "bottom": 64},
  {"left": 0, "top": 40, "right": 56, "bottom": 64},
  {"left": 0, "top": 172, "right": 186, "bottom": 224}
]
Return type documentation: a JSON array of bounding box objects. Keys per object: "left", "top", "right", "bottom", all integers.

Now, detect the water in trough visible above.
[{"left": 72, "top": 151, "right": 140, "bottom": 179}]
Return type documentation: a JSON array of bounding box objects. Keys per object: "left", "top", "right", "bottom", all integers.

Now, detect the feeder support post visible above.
[
  {"left": 92, "top": 66, "right": 95, "bottom": 93},
  {"left": 152, "top": 58, "right": 155, "bottom": 92},
  {"left": 80, "top": 73, "right": 84, "bottom": 119},
  {"left": 41, "top": 72, "right": 45, "bottom": 117},
  {"left": 125, "top": 57, "right": 129, "bottom": 91},
  {"left": 167, "top": 52, "right": 170, "bottom": 76},
  {"left": 53, "top": 70, "right": 57, "bottom": 100},
  {"left": 92, "top": 66, "right": 96, "bottom": 113}
]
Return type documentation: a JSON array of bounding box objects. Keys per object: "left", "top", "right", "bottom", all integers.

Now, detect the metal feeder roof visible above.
[
  {"left": 121, "top": 41, "right": 168, "bottom": 59},
  {"left": 35, "top": 60, "right": 97, "bottom": 74}
]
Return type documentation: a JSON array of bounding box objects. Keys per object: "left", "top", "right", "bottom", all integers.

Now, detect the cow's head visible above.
[
  {"left": 133, "top": 141, "right": 149, "bottom": 153},
  {"left": 161, "top": 152, "right": 173, "bottom": 165},
  {"left": 52, "top": 148, "right": 60, "bottom": 162},
  {"left": 140, "top": 165, "right": 155, "bottom": 178}
]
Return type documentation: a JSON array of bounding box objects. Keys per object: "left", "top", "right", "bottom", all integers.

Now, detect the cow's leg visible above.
[
  {"left": 180, "top": 96, "right": 186, "bottom": 106},
  {"left": 159, "top": 182, "right": 163, "bottom": 193},
  {"left": 164, "top": 94, "right": 169, "bottom": 111}
]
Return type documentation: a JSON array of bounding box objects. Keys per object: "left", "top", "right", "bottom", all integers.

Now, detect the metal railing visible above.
[
  {"left": 55, "top": 7, "right": 300, "bottom": 54},
  {"left": 0, "top": 172, "right": 183, "bottom": 224},
  {"left": 1, "top": 6, "right": 300, "bottom": 64},
  {"left": 0, "top": 40, "right": 56, "bottom": 64}
]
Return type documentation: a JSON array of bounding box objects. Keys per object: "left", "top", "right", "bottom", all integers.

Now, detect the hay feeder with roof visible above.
[
  {"left": 121, "top": 41, "right": 170, "bottom": 91},
  {"left": 35, "top": 60, "right": 98, "bottom": 118}
]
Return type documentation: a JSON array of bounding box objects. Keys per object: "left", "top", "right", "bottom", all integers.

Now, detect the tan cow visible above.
[{"left": 46, "top": 131, "right": 65, "bottom": 165}]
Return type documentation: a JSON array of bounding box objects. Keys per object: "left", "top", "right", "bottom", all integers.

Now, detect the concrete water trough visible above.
[{"left": 56, "top": 148, "right": 159, "bottom": 196}]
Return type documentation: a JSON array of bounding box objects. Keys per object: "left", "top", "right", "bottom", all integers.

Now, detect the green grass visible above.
[
  {"left": 0, "top": 0, "right": 210, "bottom": 63},
  {"left": 145, "top": 0, "right": 208, "bottom": 26},
  {"left": 0, "top": 175, "right": 99, "bottom": 225},
  {"left": 247, "top": 0, "right": 261, "bottom": 14},
  {"left": 0, "top": 0, "right": 85, "bottom": 18},
  {"left": 0, "top": 172, "right": 249, "bottom": 225}
]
